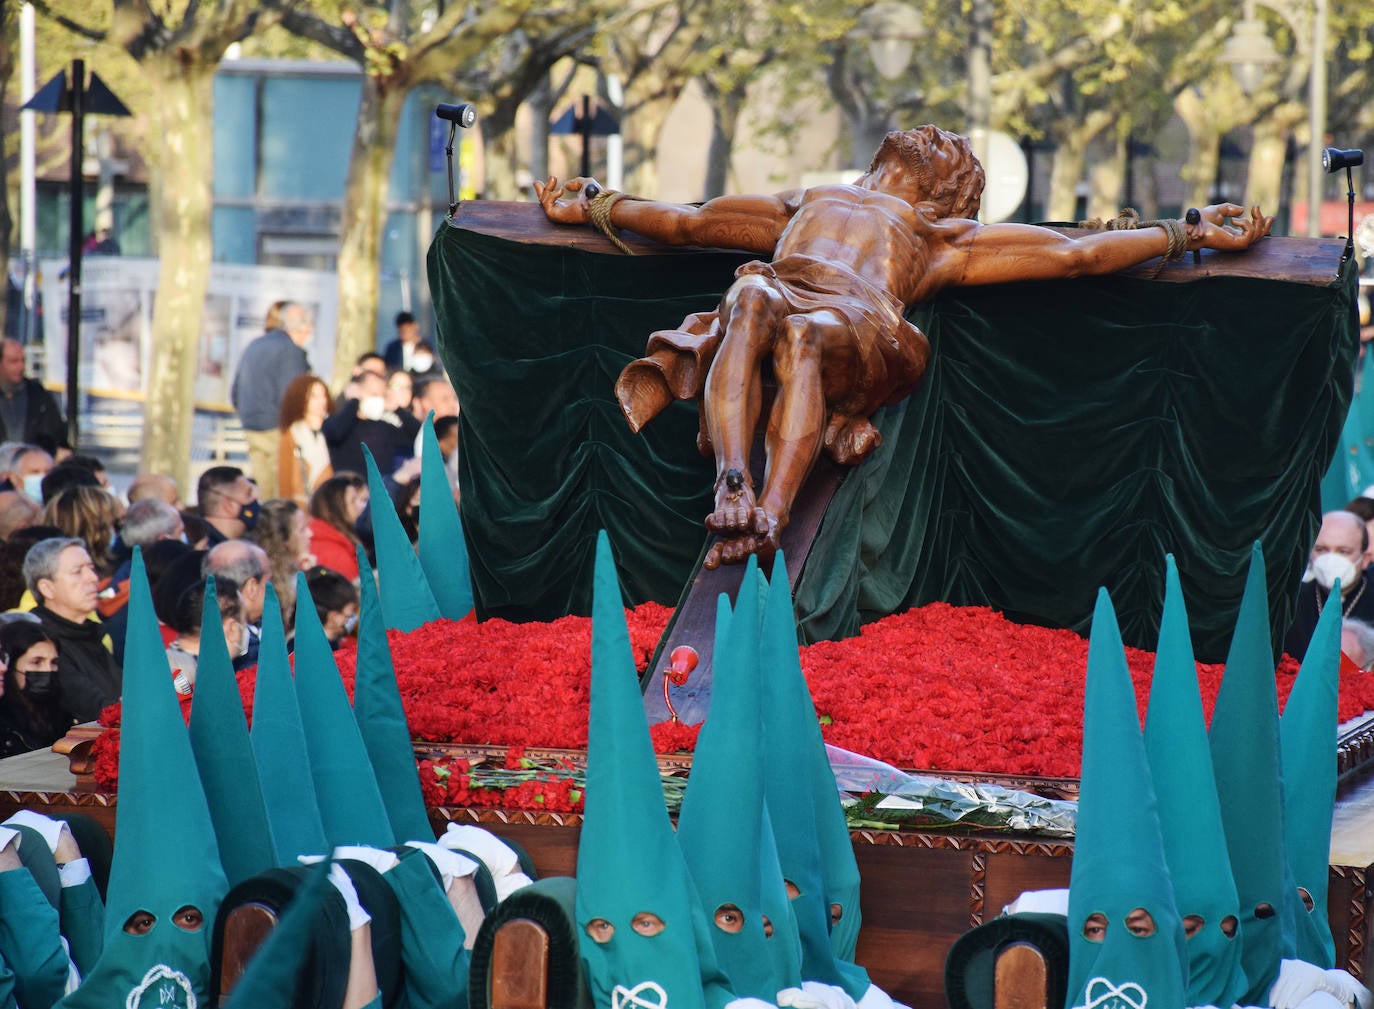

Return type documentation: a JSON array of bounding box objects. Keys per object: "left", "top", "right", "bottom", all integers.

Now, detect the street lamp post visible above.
[{"left": 1221, "top": 0, "right": 1328, "bottom": 237}]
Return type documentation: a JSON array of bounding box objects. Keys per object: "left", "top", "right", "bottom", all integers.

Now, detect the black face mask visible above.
[
  {"left": 238, "top": 499, "right": 261, "bottom": 531},
  {"left": 22, "top": 669, "right": 56, "bottom": 701}
]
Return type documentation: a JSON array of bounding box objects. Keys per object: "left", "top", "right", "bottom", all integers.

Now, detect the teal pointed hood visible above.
[
  {"left": 1066, "top": 589, "right": 1186, "bottom": 1009},
  {"left": 1143, "top": 557, "right": 1247, "bottom": 1008},
  {"left": 417, "top": 413, "right": 475, "bottom": 620},
  {"left": 292, "top": 571, "right": 396, "bottom": 849},
  {"left": 352, "top": 544, "right": 435, "bottom": 843},
  {"left": 677, "top": 566, "right": 804, "bottom": 1000},
  {"left": 1209, "top": 543, "right": 1296, "bottom": 1002},
  {"left": 577, "top": 531, "right": 734, "bottom": 1009},
  {"left": 57, "top": 550, "right": 227, "bottom": 1009},
  {"left": 187, "top": 575, "right": 278, "bottom": 886},
  {"left": 1280, "top": 580, "right": 1343, "bottom": 967},
  {"left": 250, "top": 583, "right": 330, "bottom": 863},
  {"left": 760, "top": 553, "right": 868, "bottom": 1000},
  {"left": 363, "top": 444, "right": 441, "bottom": 632}
]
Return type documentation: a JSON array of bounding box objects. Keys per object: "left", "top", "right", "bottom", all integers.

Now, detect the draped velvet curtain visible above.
[{"left": 429, "top": 222, "right": 1358, "bottom": 661}]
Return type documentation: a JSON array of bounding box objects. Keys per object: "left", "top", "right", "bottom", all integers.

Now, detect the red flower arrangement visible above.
[{"left": 91, "top": 601, "right": 1374, "bottom": 803}]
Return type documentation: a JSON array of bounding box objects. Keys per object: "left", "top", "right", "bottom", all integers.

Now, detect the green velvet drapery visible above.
[{"left": 429, "top": 221, "right": 1358, "bottom": 661}]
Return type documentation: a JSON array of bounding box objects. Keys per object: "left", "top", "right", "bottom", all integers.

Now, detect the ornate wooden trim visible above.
[
  {"left": 970, "top": 851, "right": 989, "bottom": 927},
  {"left": 1333, "top": 863, "right": 1369, "bottom": 980}
]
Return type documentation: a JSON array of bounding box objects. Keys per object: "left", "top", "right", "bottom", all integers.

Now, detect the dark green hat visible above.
[
  {"left": 57, "top": 549, "right": 227, "bottom": 1009},
  {"left": 352, "top": 544, "right": 435, "bottom": 844},
  {"left": 188, "top": 575, "right": 278, "bottom": 887},
  {"left": 576, "top": 531, "right": 735, "bottom": 1009},
  {"left": 362, "top": 444, "right": 440, "bottom": 632},
  {"left": 1280, "top": 577, "right": 1343, "bottom": 967},
  {"left": 292, "top": 572, "right": 396, "bottom": 849},
  {"left": 678, "top": 568, "right": 803, "bottom": 999},
  {"left": 1142, "top": 557, "right": 1247, "bottom": 1008},
  {"left": 760, "top": 553, "right": 868, "bottom": 1000},
  {"left": 1065, "top": 589, "right": 1186, "bottom": 1009},
  {"left": 250, "top": 582, "right": 330, "bottom": 863},
  {"left": 417, "top": 412, "right": 475, "bottom": 620},
  {"left": 944, "top": 912, "right": 1069, "bottom": 1009},
  {"left": 1209, "top": 543, "right": 1297, "bottom": 1002}
]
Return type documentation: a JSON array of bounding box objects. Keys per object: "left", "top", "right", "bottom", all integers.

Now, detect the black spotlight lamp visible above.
[
  {"left": 436, "top": 103, "right": 478, "bottom": 220},
  {"left": 1323, "top": 147, "right": 1364, "bottom": 265}
]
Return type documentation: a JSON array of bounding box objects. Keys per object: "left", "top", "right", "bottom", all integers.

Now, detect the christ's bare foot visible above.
[
  {"left": 701, "top": 506, "right": 783, "bottom": 569},
  {"left": 706, "top": 468, "right": 770, "bottom": 534},
  {"left": 823, "top": 415, "right": 882, "bottom": 465}
]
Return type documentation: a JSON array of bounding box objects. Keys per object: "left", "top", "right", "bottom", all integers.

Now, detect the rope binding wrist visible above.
[
  {"left": 587, "top": 189, "right": 635, "bottom": 255},
  {"left": 1078, "top": 207, "right": 1191, "bottom": 274}
]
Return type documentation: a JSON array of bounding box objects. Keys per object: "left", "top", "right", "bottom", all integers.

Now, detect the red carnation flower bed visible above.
[{"left": 93, "top": 601, "right": 1374, "bottom": 796}]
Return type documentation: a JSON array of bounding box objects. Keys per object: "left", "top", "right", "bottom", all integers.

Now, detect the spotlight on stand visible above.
[
  {"left": 435, "top": 103, "right": 478, "bottom": 220},
  {"left": 1323, "top": 147, "right": 1364, "bottom": 265}
]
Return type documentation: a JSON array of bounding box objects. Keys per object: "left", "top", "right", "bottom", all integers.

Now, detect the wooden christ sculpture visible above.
[{"left": 536, "top": 125, "right": 1273, "bottom": 569}]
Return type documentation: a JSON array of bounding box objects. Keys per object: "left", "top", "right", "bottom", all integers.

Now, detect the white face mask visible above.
[
  {"left": 1312, "top": 552, "right": 1359, "bottom": 592},
  {"left": 21, "top": 473, "right": 42, "bottom": 503},
  {"left": 358, "top": 395, "right": 386, "bottom": 421},
  {"left": 411, "top": 352, "right": 434, "bottom": 373}
]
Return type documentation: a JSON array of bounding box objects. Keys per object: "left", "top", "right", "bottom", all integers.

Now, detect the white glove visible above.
[
  {"left": 331, "top": 845, "right": 400, "bottom": 875},
  {"left": 440, "top": 825, "right": 519, "bottom": 877},
  {"left": 328, "top": 863, "right": 372, "bottom": 931},
  {"left": 777, "top": 982, "right": 858, "bottom": 1009},
  {"left": 0, "top": 827, "right": 19, "bottom": 855},
  {"left": 58, "top": 859, "right": 91, "bottom": 888},
  {"left": 404, "top": 841, "right": 479, "bottom": 891},
  {"left": 493, "top": 871, "right": 533, "bottom": 903},
  {"left": 1323, "top": 969, "right": 1372, "bottom": 1009},
  {"left": 1272, "top": 959, "right": 1354, "bottom": 1009},
  {"left": 4, "top": 811, "right": 69, "bottom": 853},
  {"left": 723, "top": 1000, "right": 778, "bottom": 1009},
  {"left": 856, "top": 984, "right": 907, "bottom": 1009}
]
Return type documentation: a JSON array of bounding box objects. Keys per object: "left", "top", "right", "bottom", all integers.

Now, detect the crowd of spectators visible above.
[{"left": 0, "top": 310, "right": 463, "bottom": 765}]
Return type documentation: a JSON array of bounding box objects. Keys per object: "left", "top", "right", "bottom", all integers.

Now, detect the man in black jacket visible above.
[
  {"left": 0, "top": 340, "right": 66, "bottom": 450},
  {"left": 23, "top": 537, "right": 121, "bottom": 724}
]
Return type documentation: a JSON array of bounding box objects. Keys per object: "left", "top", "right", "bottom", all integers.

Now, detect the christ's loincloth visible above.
[{"left": 614, "top": 254, "right": 930, "bottom": 455}]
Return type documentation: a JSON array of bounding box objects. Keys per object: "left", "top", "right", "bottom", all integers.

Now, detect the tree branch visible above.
[{"left": 31, "top": 0, "right": 108, "bottom": 42}]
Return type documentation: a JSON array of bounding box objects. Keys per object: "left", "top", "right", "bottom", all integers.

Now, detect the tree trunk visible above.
[
  {"left": 1173, "top": 88, "right": 1223, "bottom": 212},
  {"left": 1086, "top": 131, "right": 1127, "bottom": 222},
  {"left": 332, "top": 79, "right": 407, "bottom": 389},
  {"left": 1045, "top": 113, "right": 1110, "bottom": 222},
  {"left": 621, "top": 91, "right": 676, "bottom": 195},
  {"left": 1247, "top": 103, "right": 1308, "bottom": 226},
  {"left": 702, "top": 88, "right": 745, "bottom": 200},
  {"left": 480, "top": 112, "right": 523, "bottom": 200},
  {"left": 139, "top": 59, "right": 216, "bottom": 488},
  {"left": 527, "top": 73, "right": 553, "bottom": 187}
]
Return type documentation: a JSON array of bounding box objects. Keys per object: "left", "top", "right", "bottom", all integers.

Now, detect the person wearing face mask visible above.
[
  {"left": 1283, "top": 510, "right": 1374, "bottom": 660},
  {"left": 0, "top": 619, "right": 73, "bottom": 757},
  {"left": 322, "top": 370, "right": 413, "bottom": 479},
  {"left": 382, "top": 310, "right": 422, "bottom": 372},
  {"left": 195, "top": 466, "right": 262, "bottom": 545}
]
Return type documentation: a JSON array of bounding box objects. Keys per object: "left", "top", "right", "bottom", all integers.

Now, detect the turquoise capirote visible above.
[
  {"left": 417, "top": 412, "right": 475, "bottom": 620},
  {"left": 677, "top": 567, "right": 804, "bottom": 1000},
  {"left": 1280, "top": 579, "right": 1344, "bottom": 967},
  {"left": 250, "top": 582, "right": 330, "bottom": 863},
  {"left": 1209, "top": 542, "right": 1297, "bottom": 1003},
  {"left": 56, "top": 549, "right": 227, "bottom": 1009},
  {"left": 760, "top": 553, "right": 869, "bottom": 1000},
  {"left": 362, "top": 444, "right": 441, "bottom": 632},
  {"left": 353, "top": 545, "right": 436, "bottom": 843},
  {"left": 1065, "top": 589, "right": 1186, "bottom": 1009},
  {"left": 187, "top": 575, "right": 278, "bottom": 887},
  {"left": 292, "top": 572, "right": 396, "bottom": 849},
  {"left": 576, "top": 531, "right": 735, "bottom": 1009},
  {"left": 1143, "top": 557, "right": 1247, "bottom": 1008}
]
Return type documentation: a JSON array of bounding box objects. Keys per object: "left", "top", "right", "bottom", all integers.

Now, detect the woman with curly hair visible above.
[
  {"left": 278, "top": 374, "right": 334, "bottom": 507},
  {"left": 308, "top": 472, "right": 369, "bottom": 582},
  {"left": 41, "top": 485, "right": 123, "bottom": 577},
  {"left": 246, "top": 498, "right": 314, "bottom": 630}
]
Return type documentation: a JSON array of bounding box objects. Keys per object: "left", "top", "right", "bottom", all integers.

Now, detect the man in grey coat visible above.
[{"left": 231, "top": 302, "right": 313, "bottom": 498}]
